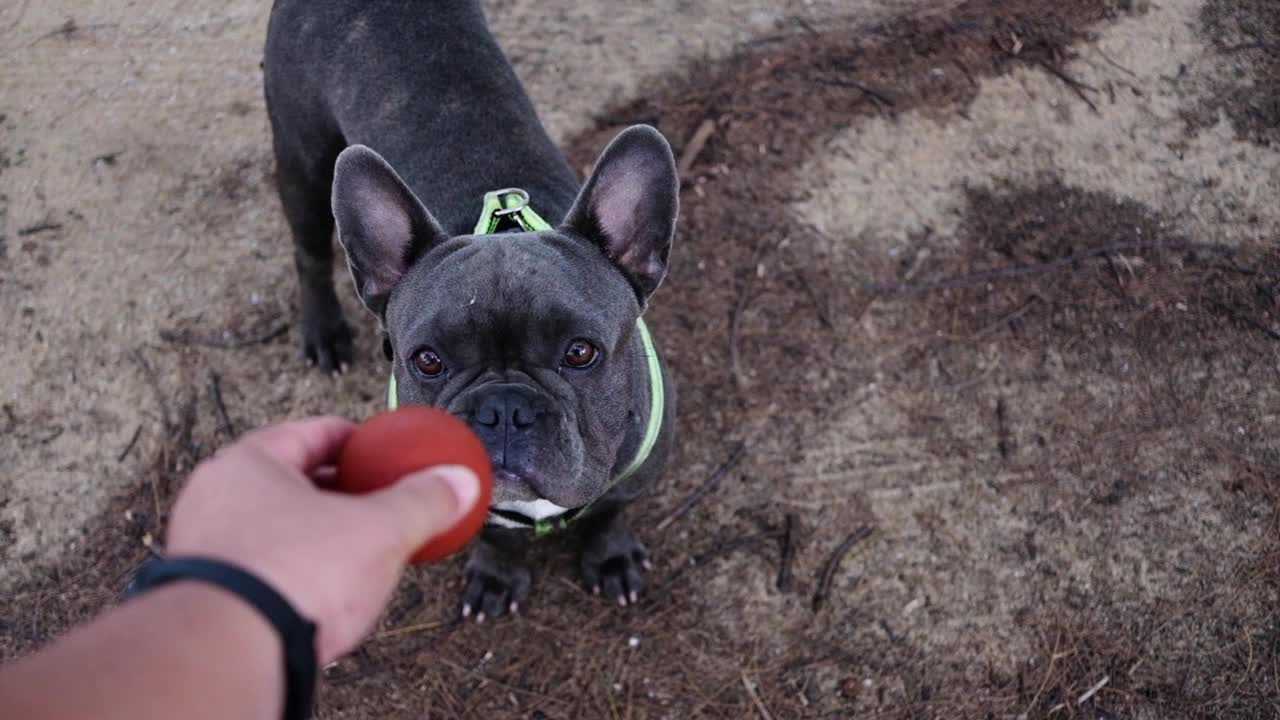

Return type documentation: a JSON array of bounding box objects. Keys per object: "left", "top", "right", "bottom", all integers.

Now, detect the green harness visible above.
[{"left": 387, "top": 188, "right": 665, "bottom": 535}]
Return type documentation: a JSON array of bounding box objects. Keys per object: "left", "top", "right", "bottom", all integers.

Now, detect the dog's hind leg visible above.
[{"left": 270, "top": 123, "right": 353, "bottom": 374}]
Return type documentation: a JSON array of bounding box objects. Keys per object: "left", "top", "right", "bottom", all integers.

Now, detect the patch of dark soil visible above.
[
  {"left": 1010, "top": 524, "right": 1280, "bottom": 719},
  {"left": 878, "top": 180, "right": 1280, "bottom": 717},
  {"left": 895, "top": 178, "right": 1280, "bottom": 364},
  {"left": 892, "top": 180, "right": 1279, "bottom": 484},
  {"left": 1193, "top": 0, "right": 1280, "bottom": 147}
]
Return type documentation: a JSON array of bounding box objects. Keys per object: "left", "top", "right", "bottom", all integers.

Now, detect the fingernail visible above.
[{"left": 420, "top": 465, "right": 480, "bottom": 522}]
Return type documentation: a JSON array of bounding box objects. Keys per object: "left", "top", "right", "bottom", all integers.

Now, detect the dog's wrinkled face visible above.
[
  {"left": 331, "top": 126, "right": 678, "bottom": 511},
  {"left": 384, "top": 233, "right": 639, "bottom": 507}
]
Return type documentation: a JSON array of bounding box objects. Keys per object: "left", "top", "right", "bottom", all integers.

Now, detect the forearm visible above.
[{"left": 0, "top": 583, "right": 283, "bottom": 720}]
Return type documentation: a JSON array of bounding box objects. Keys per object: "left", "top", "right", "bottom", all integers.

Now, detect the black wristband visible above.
[{"left": 127, "top": 557, "right": 317, "bottom": 720}]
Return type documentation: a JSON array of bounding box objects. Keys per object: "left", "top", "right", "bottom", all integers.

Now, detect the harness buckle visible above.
[{"left": 491, "top": 187, "right": 530, "bottom": 217}]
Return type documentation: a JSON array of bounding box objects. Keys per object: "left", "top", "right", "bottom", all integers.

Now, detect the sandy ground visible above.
[{"left": 2, "top": 0, "right": 1279, "bottom": 717}]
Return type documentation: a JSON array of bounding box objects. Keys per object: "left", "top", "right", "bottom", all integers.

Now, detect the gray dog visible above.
[{"left": 263, "top": 0, "right": 678, "bottom": 619}]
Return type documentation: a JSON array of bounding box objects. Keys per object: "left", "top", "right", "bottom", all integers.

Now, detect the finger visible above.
[
  {"left": 243, "top": 416, "right": 355, "bottom": 472},
  {"left": 363, "top": 465, "right": 480, "bottom": 558}
]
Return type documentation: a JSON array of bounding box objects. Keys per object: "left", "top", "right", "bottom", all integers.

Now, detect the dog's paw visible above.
[
  {"left": 579, "top": 520, "right": 650, "bottom": 607},
  {"left": 301, "top": 312, "right": 354, "bottom": 375},
  {"left": 461, "top": 542, "right": 531, "bottom": 622}
]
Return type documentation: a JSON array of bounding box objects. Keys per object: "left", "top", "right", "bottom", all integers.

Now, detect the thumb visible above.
[{"left": 367, "top": 465, "right": 482, "bottom": 556}]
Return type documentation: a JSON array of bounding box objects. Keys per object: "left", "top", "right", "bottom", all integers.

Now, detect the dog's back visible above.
[{"left": 264, "top": 0, "right": 579, "bottom": 234}]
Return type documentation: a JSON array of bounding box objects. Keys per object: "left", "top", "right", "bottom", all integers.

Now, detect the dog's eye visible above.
[
  {"left": 562, "top": 339, "right": 599, "bottom": 369},
  {"left": 412, "top": 347, "right": 446, "bottom": 377}
]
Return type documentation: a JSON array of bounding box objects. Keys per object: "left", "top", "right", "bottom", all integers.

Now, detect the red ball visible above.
[{"left": 335, "top": 406, "right": 493, "bottom": 564}]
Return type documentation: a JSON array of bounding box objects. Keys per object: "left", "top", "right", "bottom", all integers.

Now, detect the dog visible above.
[{"left": 263, "top": 0, "right": 678, "bottom": 619}]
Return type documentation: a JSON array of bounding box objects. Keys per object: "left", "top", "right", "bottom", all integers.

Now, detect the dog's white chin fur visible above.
[{"left": 488, "top": 499, "right": 571, "bottom": 528}]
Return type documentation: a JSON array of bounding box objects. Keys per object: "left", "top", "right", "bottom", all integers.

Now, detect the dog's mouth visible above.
[
  {"left": 486, "top": 469, "right": 582, "bottom": 529},
  {"left": 487, "top": 498, "right": 575, "bottom": 529}
]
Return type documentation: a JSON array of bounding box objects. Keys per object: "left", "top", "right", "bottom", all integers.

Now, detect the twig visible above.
[
  {"left": 812, "top": 525, "right": 874, "bottom": 612},
  {"left": 1024, "top": 631, "right": 1062, "bottom": 716},
  {"left": 729, "top": 293, "right": 750, "bottom": 388},
  {"left": 207, "top": 370, "right": 234, "bottom": 439},
  {"left": 797, "top": 269, "right": 835, "bottom": 330},
  {"left": 131, "top": 349, "right": 171, "bottom": 431},
  {"left": 1077, "top": 675, "right": 1110, "bottom": 705},
  {"left": 952, "top": 58, "right": 977, "bottom": 88},
  {"left": 92, "top": 150, "right": 123, "bottom": 165},
  {"left": 592, "top": 112, "right": 659, "bottom": 128},
  {"left": 969, "top": 296, "right": 1041, "bottom": 340},
  {"left": 436, "top": 658, "right": 566, "bottom": 707},
  {"left": 1032, "top": 58, "right": 1099, "bottom": 113},
  {"left": 741, "top": 674, "right": 775, "bottom": 720},
  {"left": 1219, "top": 41, "right": 1279, "bottom": 54},
  {"left": 160, "top": 323, "right": 289, "bottom": 349},
  {"left": 1, "top": 404, "right": 16, "bottom": 434},
  {"left": 29, "top": 19, "right": 118, "bottom": 45},
  {"left": 655, "top": 442, "right": 748, "bottom": 532},
  {"left": 729, "top": 239, "right": 777, "bottom": 388},
  {"left": 676, "top": 118, "right": 716, "bottom": 179},
  {"left": 775, "top": 513, "right": 798, "bottom": 591},
  {"left": 790, "top": 15, "right": 819, "bottom": 36},
  {"left": 685, "top": 674, "right": 744, "bottom": 717},
  {"left": 1092, "top": 45, "right": 1137, "bottom": 76},
  {"left": 996, "top": 36, "right": 1100, "bottom": 114},
  {"left": 655, "top": 529, "right": 784, "bottom": 594},
  {"left": 996, "top": 397, "right": 1011, "bottom": 460},
  {"left": 1209, "top": 300, "right": 1280, "bottom": 342},
  {"left": 870, "top": 240, "right": 1184, "bottom": 293},
  {"left": 373, "top": 619, "right": 449, "bottom": 641},
  {"left": 116, "top": 425, "right": 142, "bottom": 463},
  {"left": 810, "top": 76, "right": 896, "bottom": 109},
  {"left": 17, "top": 221, "right": 62, "bottom": 236}
]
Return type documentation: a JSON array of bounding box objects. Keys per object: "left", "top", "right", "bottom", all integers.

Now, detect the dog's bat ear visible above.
[
  {"left": 332, "top": 145, "right": 448, "bottom": 316},
  {"left": 562, "top": 125, "right": 680, "bottom": 306}
]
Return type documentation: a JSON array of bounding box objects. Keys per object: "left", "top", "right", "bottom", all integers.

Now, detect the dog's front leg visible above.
[
  {"left": 461, "top": 527, "right": 531, "bottom": 622},
  {"left": 576, "top": 506, "right": 649, "bottom": 607}
]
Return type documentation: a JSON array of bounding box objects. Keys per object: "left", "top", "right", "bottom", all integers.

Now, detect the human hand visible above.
[{"left": 164, "top": 416, "right": 480, "bottom": 664}]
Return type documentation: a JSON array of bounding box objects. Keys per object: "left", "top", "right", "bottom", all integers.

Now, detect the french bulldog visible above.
[{"left": 263, "top": 0, "right": 678, "bottom": 619}]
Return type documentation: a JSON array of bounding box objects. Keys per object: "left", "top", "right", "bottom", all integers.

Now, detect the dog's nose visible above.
[{"left": 474, "top": 384, "right": 540, "bottom": 431}]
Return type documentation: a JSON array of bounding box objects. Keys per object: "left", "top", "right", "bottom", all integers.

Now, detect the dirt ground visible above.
[{"left": 2, "top": 0, "right": 1278, "bottom": 718}]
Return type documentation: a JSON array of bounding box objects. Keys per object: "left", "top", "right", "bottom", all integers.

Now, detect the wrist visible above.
[
  {"left": 0, "top": 580, "right": 285, "bottom": 720},
  {"left": 128, "top": 557, "right": 316, "bottom": 720},
  {"left": 151, "top": 582, "right": 286, "bottom": 718}
]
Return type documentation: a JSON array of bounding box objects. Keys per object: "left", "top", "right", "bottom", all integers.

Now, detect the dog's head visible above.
[{"left": 331, "top": 126, "right": 677, "bottom": 513}]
